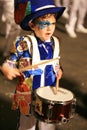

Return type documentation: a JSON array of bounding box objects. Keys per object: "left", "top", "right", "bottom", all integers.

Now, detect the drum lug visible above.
[{"left": 59, "top": 114, "right": 68, "bottom": 124}]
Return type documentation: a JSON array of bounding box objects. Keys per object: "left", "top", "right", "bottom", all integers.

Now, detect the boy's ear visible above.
[{"left": 29, "top": 22, "right": 35, "bottom": 30}]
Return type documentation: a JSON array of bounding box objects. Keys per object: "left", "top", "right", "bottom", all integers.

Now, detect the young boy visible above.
[{"left": 1, "top": 0, "right": 65, "bottom": 130}]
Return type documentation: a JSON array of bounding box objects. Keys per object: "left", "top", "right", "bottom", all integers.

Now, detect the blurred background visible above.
[{"left": 0, "top": 0, "right": 87, "bottom": 130}]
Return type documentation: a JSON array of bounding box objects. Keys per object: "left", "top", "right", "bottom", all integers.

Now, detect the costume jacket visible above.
[{"left": 5, "top": 34, "right": 60, "bottom": 115}]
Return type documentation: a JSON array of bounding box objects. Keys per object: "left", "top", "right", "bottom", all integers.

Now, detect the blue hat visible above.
[{"left": 14, "top": 0, "right": 65, "bottom": 30}]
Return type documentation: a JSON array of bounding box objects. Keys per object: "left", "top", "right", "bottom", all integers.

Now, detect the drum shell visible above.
[{"left": 32, "top": 87, "right": 76, "bottom": 124}]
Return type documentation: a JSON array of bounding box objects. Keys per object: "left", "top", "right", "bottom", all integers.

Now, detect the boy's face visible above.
[{"left": 30, "top": 15, "right": 56, "bottom": 41}]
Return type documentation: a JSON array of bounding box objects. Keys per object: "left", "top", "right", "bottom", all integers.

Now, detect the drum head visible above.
[{"left": 36, "top": 86, "right": 73, "bottom": 103}]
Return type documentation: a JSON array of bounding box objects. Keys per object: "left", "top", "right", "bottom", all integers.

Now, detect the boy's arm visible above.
[
  {"left": 0, "top": 36, "right": 22, "bottom": 80},
  {"left": 1, "top": 62, "right": 20, "bottom": 80},
  {"left": 0, "top": 35, "right": 32, "bottom": 80}
]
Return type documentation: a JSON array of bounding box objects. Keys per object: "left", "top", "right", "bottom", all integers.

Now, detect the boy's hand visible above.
[
  {"left": 1, "top": 63, "right": 20, "bottom": 80},
  {"left": 57, "top": 68, "right": 63, "bottom": 79}
]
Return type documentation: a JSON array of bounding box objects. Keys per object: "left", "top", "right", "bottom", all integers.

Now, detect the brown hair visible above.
[{"left": 32, "top": 13, "right": 57, "bottom": 24}]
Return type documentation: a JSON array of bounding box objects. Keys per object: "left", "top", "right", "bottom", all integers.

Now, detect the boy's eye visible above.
[
  {"left": 43, "top": 21, "right": 51, "bottom": 26},
  {"left": 39, "top": 21, "right": 49, "bottom": 26},
  {"left": 43, "top": 22, "right": 48, "bottom": 26},
  {"left": 36, "top": 20, "right": 56, "bottom": 29}
]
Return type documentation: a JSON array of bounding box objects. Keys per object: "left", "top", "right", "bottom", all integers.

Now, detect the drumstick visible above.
[
  {"left": 19, "top": 57, "right": 60, "bottom": 72},
  {"left": 56, "top": 76, "right": 59, "bottom": 90},
  {"left": 51, "top": 75, "right": 59, "bottom": 95},
  {"left": 55, "top": 75, "right": 59, "bottom": 94}
]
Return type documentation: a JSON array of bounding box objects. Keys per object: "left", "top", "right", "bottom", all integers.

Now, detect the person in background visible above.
[
  {"left": 54, "top": 0, "right": 61, "bottom": 6},
  {"left": 62, "top": 0, "right": 71, "bottom": 19},
  {"left": 0, "top": 0, "right": 21, "bottom": 57},
  {"left": 54, "top": 0, "right": 71, "bottom": 19},
  {"left": 1, "top": 0, "right": 65, "bottom": 130},
  {"left": 65, "top": 0, "right": 87, "bottom": 38}
]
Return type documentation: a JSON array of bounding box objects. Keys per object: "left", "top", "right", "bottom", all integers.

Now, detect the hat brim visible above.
[{"left": 20, "top": 7, "right": 65, "bottom": 31}]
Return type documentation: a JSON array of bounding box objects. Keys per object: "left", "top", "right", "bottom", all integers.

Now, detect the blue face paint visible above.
[{"left": 36, "top": 20, "right": 56, "bottom": 29}]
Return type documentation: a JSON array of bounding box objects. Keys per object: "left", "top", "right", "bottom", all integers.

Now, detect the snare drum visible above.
[{"left": 32, "top": 86, "right": 76, "bottom": 124}]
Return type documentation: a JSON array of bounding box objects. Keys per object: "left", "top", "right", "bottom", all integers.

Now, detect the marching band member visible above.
[{"left": 1, "top": 0, "right": 65, "bottom": 130}]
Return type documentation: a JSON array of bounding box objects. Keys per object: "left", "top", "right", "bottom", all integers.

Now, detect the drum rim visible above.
[
  {"left": 35, "top": 86, "right": 74, "bottom": 105},
  {"left": 36, "top": 94, "right": 73, "bottom": 105}
]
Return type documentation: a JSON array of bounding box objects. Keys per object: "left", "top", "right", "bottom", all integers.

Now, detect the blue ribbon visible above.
[{"left": 29, "top": 68, "right": 43, "bottom": 76}]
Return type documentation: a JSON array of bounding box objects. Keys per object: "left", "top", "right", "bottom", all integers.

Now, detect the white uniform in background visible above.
[
  {"left": 0, "top": 0, "right": 21, "bottom": 56},
  {"left": 54, "top": 0, "right": 71, "bottom": 19},
  {"left": 65, "top": 0, "right": 87, "bottom": 38},
  {"left": 54, "top": 0, "right": 62, "bottom": 6}
]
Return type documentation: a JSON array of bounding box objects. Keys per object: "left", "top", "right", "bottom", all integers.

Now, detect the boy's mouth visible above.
[{"left": 46, "top": 32, "right": 51, "bottom": 35}]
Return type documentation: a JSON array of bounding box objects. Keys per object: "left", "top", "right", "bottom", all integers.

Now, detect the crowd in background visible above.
[
  {"left": 54, "top": 0, "right": 87, "bottom": 38},
  {"left": 0, "top": 0, "right": 87, "bottom": 55}
]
